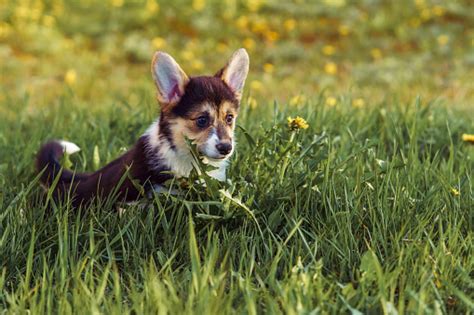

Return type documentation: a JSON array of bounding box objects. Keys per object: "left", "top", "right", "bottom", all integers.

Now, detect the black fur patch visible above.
[
  {"left": 172, "top": 76, "right": 238, "bottom": 117},
  {"left": 158, "top": 115, "right": 176, "bottom": 150}
]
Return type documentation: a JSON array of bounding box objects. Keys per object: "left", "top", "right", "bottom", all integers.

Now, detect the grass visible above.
[
  {"left": 0, "top": 94, "right": 473, "bottom": 313},
  {"left": 1, "top": 0, "right": 474, "bottom": 313}
]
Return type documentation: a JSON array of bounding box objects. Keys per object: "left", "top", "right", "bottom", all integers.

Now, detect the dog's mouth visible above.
[
  {"left": 201, "top": 153, "right": 228, "bottom": 161},
  {"left": 198, "top": 150, "right": 230, "bottom": 162}
]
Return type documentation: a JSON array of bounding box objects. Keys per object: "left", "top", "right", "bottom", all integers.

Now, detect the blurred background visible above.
[{"left": 1, "top": 0, "right": 473, "bottom": 113}]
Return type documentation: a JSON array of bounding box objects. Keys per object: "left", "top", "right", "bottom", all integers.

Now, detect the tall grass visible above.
[{"left": 0, "top": 93, "right": 472, "bottom": 313}]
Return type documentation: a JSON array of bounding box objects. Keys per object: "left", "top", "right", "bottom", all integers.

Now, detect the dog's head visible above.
[{"left": 151, "top": 49, "right": 249, "bottom": 160}]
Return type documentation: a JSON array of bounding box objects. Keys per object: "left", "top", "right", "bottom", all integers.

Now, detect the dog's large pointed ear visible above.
[
  {"left": 216, "top": 48, "right": 249, "bottom": 100},
  {"left": 151, "top": 51, "right": 189, "bottom": 106}
]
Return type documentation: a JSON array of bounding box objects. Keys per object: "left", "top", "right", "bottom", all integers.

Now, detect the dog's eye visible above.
[
  {"left": 196, "top": 116, "right": 209, "bottom": 128},
  {"left": 225, "top": 114, "right": 234, "bottom": 125}
]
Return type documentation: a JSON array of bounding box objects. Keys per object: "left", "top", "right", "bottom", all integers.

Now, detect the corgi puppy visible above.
[{"left": 36, "top": 48, "right": 249, "bottom": 206}]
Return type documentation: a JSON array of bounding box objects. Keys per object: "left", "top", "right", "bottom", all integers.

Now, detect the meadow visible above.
[{"left": 0, "top": 0, "right": 473, "bottom": 313}]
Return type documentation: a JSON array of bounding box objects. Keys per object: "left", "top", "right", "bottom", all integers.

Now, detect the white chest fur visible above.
[{"left": 144, "top": 120, "right": 228, "bottom": 181}]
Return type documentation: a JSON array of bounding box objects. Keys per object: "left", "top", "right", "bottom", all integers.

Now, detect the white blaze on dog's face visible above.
[{"left": 151, "top": 49, "right": 249, "bottom": 160}]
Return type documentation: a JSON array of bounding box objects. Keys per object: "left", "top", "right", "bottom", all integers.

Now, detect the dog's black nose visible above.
[{"left": 216, "top": 142, "right": 232, "bottom": 155}]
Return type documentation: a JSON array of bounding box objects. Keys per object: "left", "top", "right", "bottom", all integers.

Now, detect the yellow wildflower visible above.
[
  {"left": 152, "top": 37, "right": 166, "bottom": 49},
  {"left": 450, "top": 188, "right": 460, "bottom": 196},
  {"left": 243, "top": 38, "right": 255, "bottom": 50},
  {"left": 421, "top": 8, "right": 432, "bottom": 21},
  {"left": 415, "top": 0, "right": 425, "bottom": 7},
  {"left": 287, "top": 116, "right": 309, "bottom": 130},
  {"left": 264, "top": 30, "right": 279, "bottom": 42},
  {"left": 43, "top": 15, "right": 55, "bottom": 27},
  {"left": 284, "top": 19, "right": 296, "bottom": 32},
  {"left": 192, "top": 0, "right": 206, "bottom": 11},
  {"left": 370, "top": 48, "right": 382, "bottom": 60},
  {"left": 322, "top": 45, "right": 336, "bottom": 56},
  {"left": 432, "top": 5, "right": 445, "bottom": 17},
  {"left": 53, "top": 2, "right": 64, "bottom": 15},
  {"left": 324, "top": 62, "right": 338, "bottom": 75},
  {"left": 0, "top": 22, "right": 12, "bottom": 38},
  {"left": 338, "top": 25, "right": 350, "bottom": 36},
  {"left": 236, "top": 16, "right": 249, "bottom": 30},
  {"left": 462, "top": 134, "right": 474, "bottom": 143},
  {"left": 65, "top": 69, "right": 77, "bottom": 85},
  {"left": 247, "top": 0, "right": 265, "bottom": 12},
  {"left": 352, "top": 98, "right": 365, "bottom": 108},
  {"left": 263, "top": 63, "right": 274, "bottom": 73},
  {"left": 325, "top": 96, "right": 337, "bottom": 106},
  {"left": 15, "top": 6, "right": 29, "bottom": 19},
  {"left": 29, "top": 2, "right": 43, "bottom": 22},
  {"left": 437, "top": 35, "right": 449, "bottom": 46},
  {"left": 111, "top": 0, "right": 124, "bottom": 7},
  {"left": 323, "top": 0, "right": 346, "bottom": 7},
  {"left": 252, "top": 19, "right": 268, "bottom": 34},
  {"left": 146, "top": 0, "right": 160, "bottom": 13},
  {"left": 250, "top": 80, "right": 263, "bottom": 92}
]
